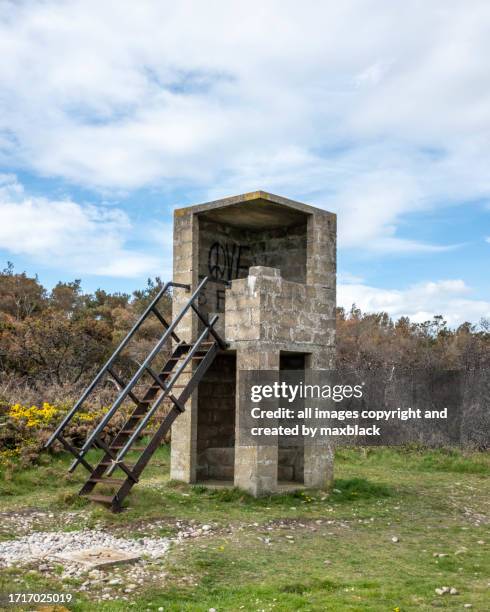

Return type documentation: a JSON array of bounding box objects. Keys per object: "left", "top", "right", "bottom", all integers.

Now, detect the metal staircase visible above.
[{"left": 45, "top": 277, "right": 227, "bottom": 512}]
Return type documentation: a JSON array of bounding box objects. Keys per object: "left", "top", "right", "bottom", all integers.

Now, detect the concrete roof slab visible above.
[{"left": 175, "top": 191, "right": 335, "bottom": 230}]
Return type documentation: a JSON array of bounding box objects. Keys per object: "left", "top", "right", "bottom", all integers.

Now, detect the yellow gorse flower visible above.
[
  {"left": 8, "top": 402, "right": 59, "bottom": 427},
  {"left": 7, "top": 402, "right": 96, "bottom": 427}
]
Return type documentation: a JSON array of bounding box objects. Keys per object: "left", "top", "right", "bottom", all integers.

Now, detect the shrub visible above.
[{"left": 0, "top": 399, "right": 129, "bottom": 467}]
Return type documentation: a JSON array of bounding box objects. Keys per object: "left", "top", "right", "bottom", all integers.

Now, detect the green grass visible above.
[
  {"left": 337, "top": 446, "right": 490, "bottom": 474},
  {"left": 0, "top": 446, "right": 488, "bottom": 611}
]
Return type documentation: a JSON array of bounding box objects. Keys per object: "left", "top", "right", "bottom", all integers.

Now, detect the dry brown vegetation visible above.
[
  {"left": 0, "top": 264, "right": 488, "bottom": 463},
  {"left": 1, "top": 263, "right": 487, "bottom": 396}
]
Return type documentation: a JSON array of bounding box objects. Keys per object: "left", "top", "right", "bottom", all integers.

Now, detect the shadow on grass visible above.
[
  {"left": 281, "top": 577, "right": 340, "bottom": 594},
  {"left": 187, "top": 477, "right": 392, "bottom": 506},
  {"left": 330, "top": 477, "right": 392, "bottom": 502},
  {"left": 128, "top": 475, "right": 394, "bottom": 511}
]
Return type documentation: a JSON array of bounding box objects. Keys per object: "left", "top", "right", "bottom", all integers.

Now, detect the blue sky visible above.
[{"left": 0, "top": 1, "right": 489, "bottom": 325}]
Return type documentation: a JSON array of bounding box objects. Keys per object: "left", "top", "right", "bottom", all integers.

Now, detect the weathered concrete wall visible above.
[
  {"left": 170, "top": 210, "right": 198, "bottom": 482},
  {"left": 307, "top": 212, "right": 336, "bottom": 289},
  {"left": 228, "top": 266, "right": 335, "bottom": 494},
  {"left": 278, "top": 448, "right": 304, "bottom": 482},
  {"left": 197, "top": 218, "right": 252, "bottom": 318},
  {"left": 247, "top": 224, "right": 307, "bottom": 284},
  {"left": 197, "top": 447, "right": 234, "bottom": 481},
  {"left": 235, "top": 346, "right": 280, "bottom": 496},
  {"left": 172, "top": 210, "right": 198, "bottom": 340},
  {"left": 197, "top": 217, "right": 307, "bottom": 316},
  {"left": 198, "top": 219, "right": 308, "bottom": 284},
  {"left": 225, "top": 267, "right": 335, "bottom": 355},
  {"left": 197, "top": 354, "right": 236, "bottom": 452},
  {"left": 278, "top": 353, "right": 305, "bottom": 483},
  {"left": 196, "top": 354, "right": 236, "bottom": 481},
  {"left": 170, "top": 193, "right": 337, "bottom": 493}
]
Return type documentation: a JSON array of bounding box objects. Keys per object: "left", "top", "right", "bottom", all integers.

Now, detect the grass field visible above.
[{"left": 0, "top": 446, "right": 488, "bottom": 611}]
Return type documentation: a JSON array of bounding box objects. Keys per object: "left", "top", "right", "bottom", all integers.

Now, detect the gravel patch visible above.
[
  {"left": 0, "top": 509, "right": 89, "bottom": 537},
  {"left": 0, "top": 529, "right": 171, "bottom": 568}
]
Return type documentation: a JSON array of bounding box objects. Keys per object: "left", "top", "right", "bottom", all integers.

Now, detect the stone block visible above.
[
  {"left": 303, "top": 444, "right": 334, "bottom": 489},
  {"left": 234, "top": 445, "right": 278, "bottom": 496},
  {"left": 55, "top": 548, "right": 140, "bottom": 569}
]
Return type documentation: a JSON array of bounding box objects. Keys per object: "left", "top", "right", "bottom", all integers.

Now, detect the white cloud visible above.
[
  {"left": 339, "top": 279, "right": 490, "bottom": 326},
  {"left": 1, "top": 1, "right": 490, "bottom": 252},
  {"left": 0, "top": 176, "right": 162, "bottom": 278},
  {"left": 354, "top": 60, "right": 394, "bottom": 87}
]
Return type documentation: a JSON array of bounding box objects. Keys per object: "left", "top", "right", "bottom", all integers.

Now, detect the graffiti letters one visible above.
[{"left": 208, "top": 242, "right": 249, "bottom": 281}]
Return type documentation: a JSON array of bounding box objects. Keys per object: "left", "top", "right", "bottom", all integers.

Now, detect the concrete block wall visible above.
[
  {"left": 170, "top": 192, "right": 336, "bottom": 495},
  {"left": 225, "top": 267, "right": 335, "bottom": 354},
  {"left": 196, "top": 354, "right": 236, "bottom": 480},
  {"left": 247, "top": 224, "right": 307, "bottom": 284},
  {"left": 198, "top": 218, "right": 253, "bottom": 315},
  {"left": 170, "top": 210, "right": 198, "bottom": 482},
  {"left": 197, "top": 218, "right": 308, "bottom": 316},
  {"left": 227, "top": 266, "right": 335, "bottom": 495},
  {"left": 307, "top": 212, "right": 336, "bottom": 288}
]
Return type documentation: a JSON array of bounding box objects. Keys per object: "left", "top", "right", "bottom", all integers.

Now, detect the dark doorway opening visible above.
[
  {"left": 278, "top": 352, "right": 307, "bottom": 484},
  {"left": 196, "top": 353, "right": 236, "bottom": 482}
]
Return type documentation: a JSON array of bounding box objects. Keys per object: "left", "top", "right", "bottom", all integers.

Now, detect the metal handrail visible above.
[
  {"left": 108, "top": 314, "right": 219, "bottom": 469},
  {"left": 68, "top": 276, "right": 210, "bottom": 471},
  {"left": 45, "top": 280, "right": 188, "bottom": 449},
  {"left": 190, "top": 303, "right": 227, "bottom": 349}
]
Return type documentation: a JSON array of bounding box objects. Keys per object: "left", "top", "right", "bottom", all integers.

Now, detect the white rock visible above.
[
  {"left": 0, "top": 529, "right": 171, "bottom": 568},
  {"left": 391, "top": 536, "right": 399, "bottom": 543},
  {"left": 435, "top": 586, "right": 451, "bottom": 595}
]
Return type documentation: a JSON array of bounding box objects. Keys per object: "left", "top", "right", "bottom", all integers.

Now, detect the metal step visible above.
[
  {"left": 89, "top": 478, "right": 125, "bottom": 485},
  {"left": 99, "top": 461, "right": 136, "bottom": 468},
  {"left": 139, "top": 397, "right": 174, "bottom": 403},
  {"left": 84, "top": 494, "right": 114, "bottom": 504},
  {"left": 167, "top": 355, "right": 205, "bottom": 362}
]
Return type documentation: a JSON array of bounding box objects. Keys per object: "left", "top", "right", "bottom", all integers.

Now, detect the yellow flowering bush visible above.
[
  {"left": 7, "top": 402, "right": 95, "bottom": 428},
  {"left": 0, "top": 399, "right": 128, "bottom": 467},
  {"left": 8, "top": 402, "right": 60, "bottom": 427},
  {"left": 0, "top": 447, "right": 20, "bottom": 462}
]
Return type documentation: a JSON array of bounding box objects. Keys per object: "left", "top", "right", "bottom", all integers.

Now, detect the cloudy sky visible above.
[{"left": 0, "top": 0, "right": 489, "bottom": 325}]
